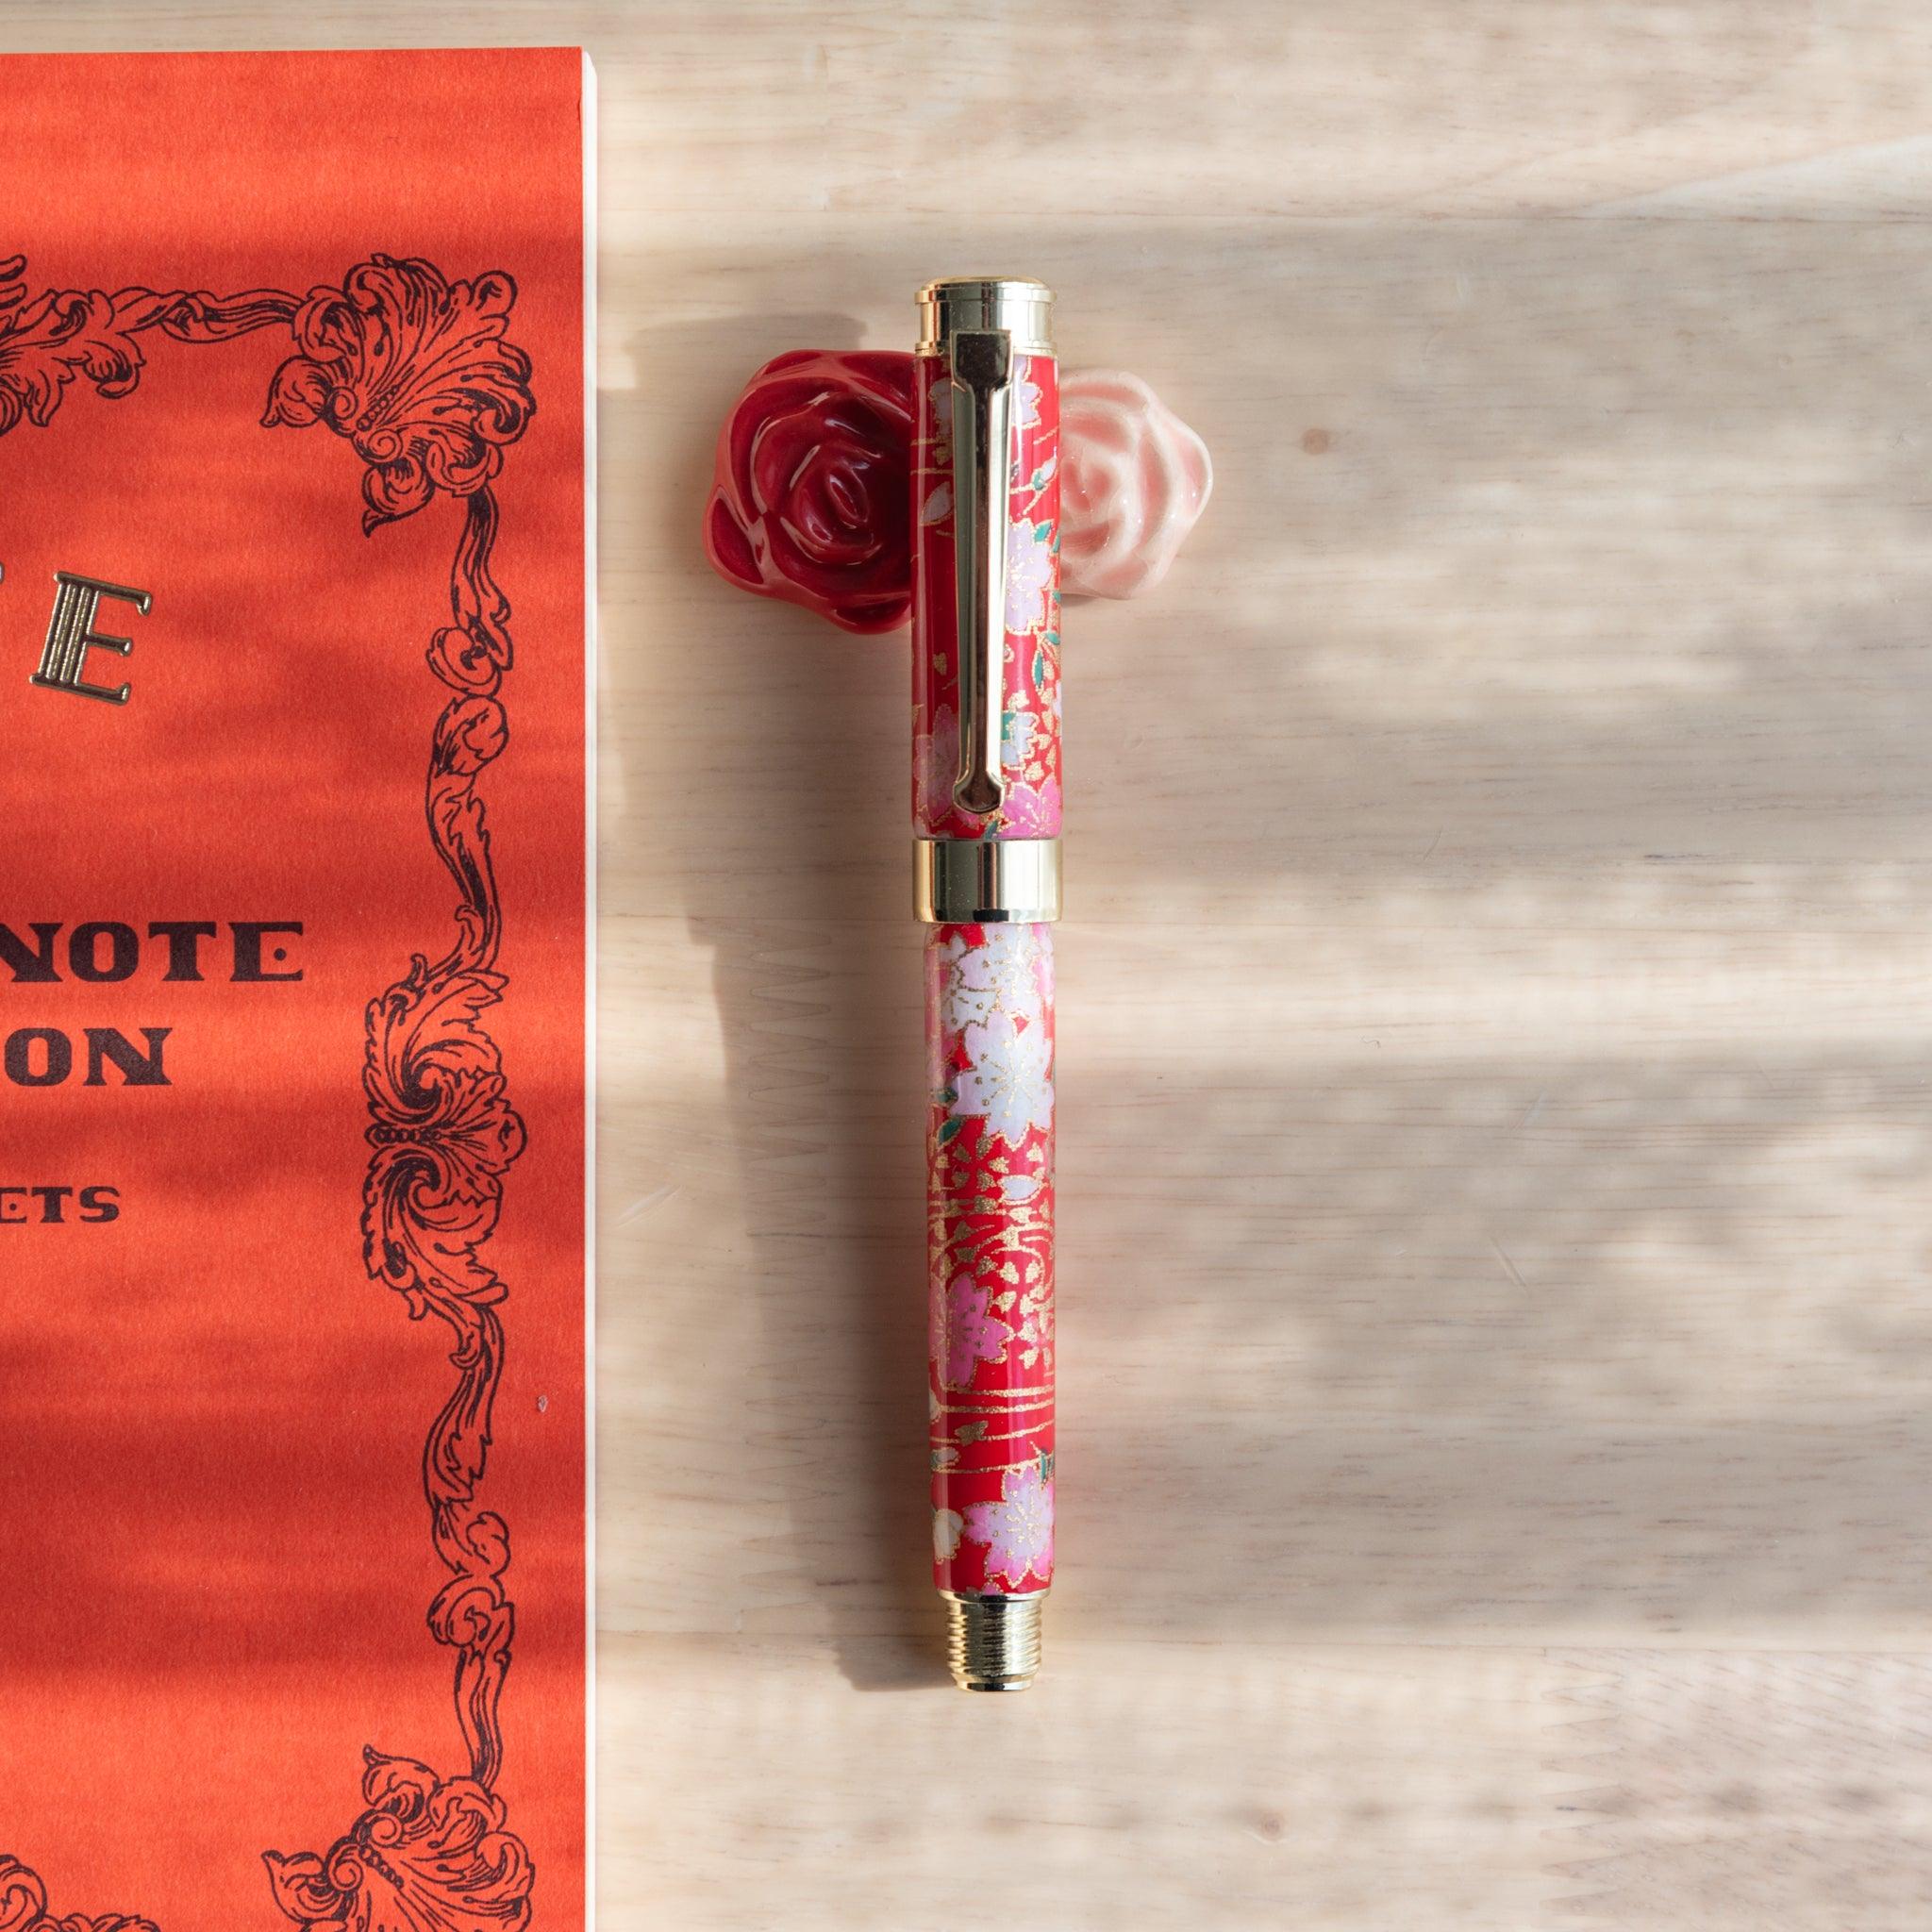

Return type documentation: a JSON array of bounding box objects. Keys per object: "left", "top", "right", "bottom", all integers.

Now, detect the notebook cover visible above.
[{"left": 0, "top": 49, "right": 591, "bottom": 1929}]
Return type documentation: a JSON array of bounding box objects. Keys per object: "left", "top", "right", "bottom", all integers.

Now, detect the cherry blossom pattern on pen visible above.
[
  {"left": 912, "top": 353, "right": 1060, "bottom": 841},
  {"left": 926, "top": 921, "right": 1055, "bottom": 1596},
  {"left": 964, "top": 1462, "right": 1055, "bottom": 1592}
]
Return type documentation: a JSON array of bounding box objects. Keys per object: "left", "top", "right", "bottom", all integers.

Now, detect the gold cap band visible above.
[{"left": 917, "top": 276, "right": 1055, "bottom": 358}]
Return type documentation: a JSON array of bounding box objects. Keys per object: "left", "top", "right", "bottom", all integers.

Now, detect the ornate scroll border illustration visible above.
[{"left": 0, "top": 254, "right": 539, "bottom": 1930}]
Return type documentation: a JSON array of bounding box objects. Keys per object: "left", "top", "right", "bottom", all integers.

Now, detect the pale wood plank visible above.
[{"left": 602, "top": 1635, "right": 1575, "bottom": 1932}]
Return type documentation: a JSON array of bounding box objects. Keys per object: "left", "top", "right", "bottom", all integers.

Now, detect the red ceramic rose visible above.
[{"left": 703, "top": 349, "right": 915, "bottom": 633}]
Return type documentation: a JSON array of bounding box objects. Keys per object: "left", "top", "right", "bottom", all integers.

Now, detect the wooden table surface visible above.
[{"left": 14, "top": 4, "right": 1932, "bottom": 1924}]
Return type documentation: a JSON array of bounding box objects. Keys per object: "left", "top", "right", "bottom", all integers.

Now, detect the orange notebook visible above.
[{"left": 0, "top": 50, "right": 591, "bottom": 1927}]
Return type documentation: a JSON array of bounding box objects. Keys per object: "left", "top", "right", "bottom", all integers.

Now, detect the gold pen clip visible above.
[{"left": 948, "top": 328, "right": 1013, "bottom": 820}]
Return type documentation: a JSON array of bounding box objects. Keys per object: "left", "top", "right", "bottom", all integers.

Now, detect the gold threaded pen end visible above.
[{"left": 942, "top": 1590, "right": 1045, "bottom": 1691}]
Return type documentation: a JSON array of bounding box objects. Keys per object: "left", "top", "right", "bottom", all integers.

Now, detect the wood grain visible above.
[{"left": 11, "top": 3, "right": 1932, "bottom": 1924}]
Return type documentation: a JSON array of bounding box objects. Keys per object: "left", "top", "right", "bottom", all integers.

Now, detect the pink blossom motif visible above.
[
  {"left": 1004, "top": 517, "right": 1056, "bottom": 635},
  {"left": 934, "top": 1507, "right": 964, "bottom": 1560},
  {"left": 998, "top": 774, "right": 1061, "bottom": 839},
  {"left": 963, "top": 1462, "right": 1055, "bottom": 1590},
  {"left": 912, "top": 702, "right": 958, "bottom": 825},
  {"left": 1014, "top": 375, "right": 1043, "bottom": 430},
  {"left": 952, "top": 1013, "right": 1054, "bottom": 1147},
  {"left": 940, "top": 924, "right": 1046, "bottom": 1033},
  {"left": 931, "top": 1268, "right": 1015, "bottom": 1386}
]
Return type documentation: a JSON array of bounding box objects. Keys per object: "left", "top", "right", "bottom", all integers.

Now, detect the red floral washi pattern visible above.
[
  {"left": 927, "top": 922, "right": 1056, "bottom": 1594},
  {"left": 912, "top": 354, "right": 1061, "bottom": 839}
]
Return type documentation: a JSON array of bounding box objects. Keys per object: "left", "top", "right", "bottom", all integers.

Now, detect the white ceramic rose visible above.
[{"left": 1058, "top": 370, "right": 1213, "bottom": 600}]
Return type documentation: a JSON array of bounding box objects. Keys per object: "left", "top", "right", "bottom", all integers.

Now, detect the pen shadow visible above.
[{"left": 606, "top": 308, "right": 936, "bottom": 1689}]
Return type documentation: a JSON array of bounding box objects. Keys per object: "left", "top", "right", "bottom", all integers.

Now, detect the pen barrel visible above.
[
  {"left": 911, "top": 342, "right": 1060, "bottom": 838},
  {"left": 926, "top": 921, "right": 1056, "bottom": 1605}
]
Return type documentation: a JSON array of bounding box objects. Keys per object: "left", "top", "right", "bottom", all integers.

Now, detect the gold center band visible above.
[{"left": 914, "top": 838, "right": 1061, "bottom": 924}]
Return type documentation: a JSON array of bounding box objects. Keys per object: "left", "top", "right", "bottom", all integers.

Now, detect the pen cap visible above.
[{"left": 911, "top": 277, "right": 1062, "bottom": 840}]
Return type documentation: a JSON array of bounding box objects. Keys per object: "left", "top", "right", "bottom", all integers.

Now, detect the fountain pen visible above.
[{"left": 912, "top": 278, "right": 1061, "bottom": 1690}]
